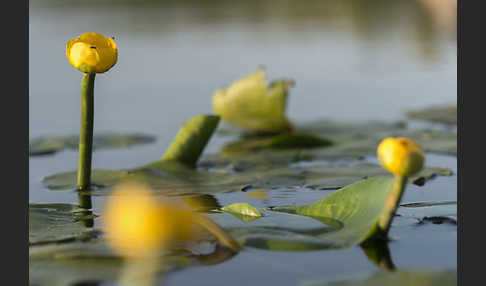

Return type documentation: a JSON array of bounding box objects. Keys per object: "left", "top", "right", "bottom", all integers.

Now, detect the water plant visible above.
[
  {"left": 376, "top": 137, "right": 424, "bottom": 232},
  {"left": 103, "top": 181, "right": 241, "bottom": 258},
  {"left": 213, "top": 70, "right": 294, "bottom": 134},
  {"left": 66, "top": 32, "right": 118, "bottom": 207},
  {"left": 232, "top": 137, "right": 426, "bottom": 250}
]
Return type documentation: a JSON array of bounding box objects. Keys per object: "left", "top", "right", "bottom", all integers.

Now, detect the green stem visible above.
[
  {"left": 378, "top": 174, "right": 407, "bottom": 236},
  {"left": 78, "top": 191, "right": 93, "bottom": 212},
  {"left": 77, "top": 72, "right": 96, "bottom": 194}
]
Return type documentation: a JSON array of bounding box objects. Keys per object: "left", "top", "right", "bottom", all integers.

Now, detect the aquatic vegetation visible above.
[
  {"left": 66, "top": 32, "right": 118, "bottom": 194},
  {"left": 213, "top": 70, "right": 294, "bottom": 134},
  {"left": 406, "top": 104, "right": 457, "bottom": 125},
  {"left": 29, "top": 133, "right": 156, "bottom": 156},
  {"left": 230, "top": 137, "right": 428, "bottom": 249},
  {"left": 103, "top": 181, "right": 240, "bottom": 259},
  {"left": 376, "top": 137, "right": 425, "bottom": 237}
]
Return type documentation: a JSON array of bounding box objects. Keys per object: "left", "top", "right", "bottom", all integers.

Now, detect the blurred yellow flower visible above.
[
  {"left": 102, "top": 182, "right": 196, "bottom": 258},
  {"left": 377, "top": 137, "right": 425, "bottom": 177},
  {"left": 212, "top": 70, "right": 294, "bottom": 133},
  {"left": 66, "top": 32, "right": 117, "bottom": 73}
]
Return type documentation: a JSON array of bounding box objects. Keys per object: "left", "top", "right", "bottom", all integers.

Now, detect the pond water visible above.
[{"left": 29, "top": 0, "right": 457, "bottom": 285}]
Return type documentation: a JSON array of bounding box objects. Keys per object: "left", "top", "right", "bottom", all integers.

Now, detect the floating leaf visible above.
[
  {"left": 270, "top": 177, "right": 394, "bottom": 248},
  {"left": 221, "top": 203, "right": 263, "bottom": 220},
  {"left": 30, "top": 237, "right": 236, "bottom": 286},
  {"left": 406, "top": 104, "right": 457, "bottom": 125},
  {"left": 301, "top": 270, "right": 457, "bottom": 286},
  {"left": 296, "top": 119, "right": 456, "bottom": 156},
  {"left": 42, "top": 160, "right": 451, "bottom": 198},
  {"left": 210, "top": 211, "right": 343, "bottom": 251},
  {"left": 221, "top": 133, "right": 332, "bottom": 154},
  {"left": 29, "top": 133, "right": 156, "bottom": 156},
  {"left": 213, "top": 70, "right": 294, "bottom": 133},
  {"left": 29, "top": 204, "right": 99, "bottom": 245},
  {"left": 42, "top": 169, "right": 129, "bottom": 191},
  {"left": 212, "top": 121, "right": 456, "bottom": 171}
]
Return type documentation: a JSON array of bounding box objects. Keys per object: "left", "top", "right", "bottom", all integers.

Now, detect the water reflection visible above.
[{"left": 360, "top": 238, "right": 396, "bottom": 271}]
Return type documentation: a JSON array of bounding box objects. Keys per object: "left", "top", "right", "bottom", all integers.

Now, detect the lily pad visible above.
[
  {"left": 42, "top": 161, "right": 450, "bottom": 197},
  {"left": 213, "top": 120, "right": 456, "bottom": 168},
  {"left": 210, "top": 211, "right": 343, "bottom": 251},
  {"left": 30, "top": 237, "right": 237, "bottom": 286},
  {"left": 29, "top": 133, "right": 156, "bottom": 156},
  {"left": 29, "top": 203, "right": 99, "bottom": 245},
  {"left": 301, "top": 270, "right": 457, "bottom": 286},
  {"left": 406, "top": 104, "right": 457, "bottom": 125},
  {"left": 213, "top": 70, "right": 294, "bottom": 133},
  {"left": 199, "top": 178, "right": 407, "bottom": 252},
  {"left": 269, "top": 177, "right": 395, "bottom": 248},
  {"left": 222, "top": 133, "right": 332, "bottom": 153}
]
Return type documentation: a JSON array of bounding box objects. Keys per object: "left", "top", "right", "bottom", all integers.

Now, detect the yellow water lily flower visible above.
[
  {"left": 377, "top": 137, "right": 425, "bottom": 176},
  {"left": 212, "top": 70, "right": 294, "bottom": 133},
  {"left": 102, "top": 182, "right": 197, "bottom": 258},
  {"left": 66, "top": 32, "right": 117, "bottom": 73}
]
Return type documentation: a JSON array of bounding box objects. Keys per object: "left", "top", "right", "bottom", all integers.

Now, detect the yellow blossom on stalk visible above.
[
  {"left": 66, "top": 32, "right": 118, "bottom": 73},
  {"left": 377, "top": 137, "right": 425, "bottom": 177},
  {"left": 102, "top": 182, "right": 196, "bottom": 258}
]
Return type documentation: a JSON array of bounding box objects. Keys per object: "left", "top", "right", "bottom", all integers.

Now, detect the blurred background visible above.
[{"left": 30, "top": 0, "right": 456, "bottom": 139}]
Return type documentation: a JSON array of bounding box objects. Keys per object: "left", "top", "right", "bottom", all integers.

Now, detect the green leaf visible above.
[
  {"left": 42, "top": 169, "right": 129, "bottom": 191},
  {"left": 212, "top": 70, "right": 293, "bottom": 133},
  {"left": 221, "top": 133, "right": 332, "bottom": 155},
  {"left": 42, "top": 161, "right": 451, "bottom": 197},
  {"left": 301, "top": 270, "right": 457, "bottom": 286},
  {"left": 221, "top": 203, "right": 263, "bottom": 221},
  {"left": 29, "top": 133, "right": 156, "bottom": 156},
  {"left": 29, "top": 204, "right": 99, "bottom": 245},
  {"left": 270, "top": 177, "right": 394, "bottom": 248},
  {"left": 209, "top": 211, "right": 342, "bottom": 251},
  {"left": 406, "top": 104, "right": 457, "bottom": 125},
  {"left": 296, "top": 119, "right": 456, "bottom": 156},
  {"left": 153, "top": 114, "right": 220, "bottom": 167},
  {"left": 29, "top": 237, "right": 237, "bottom": 286}
]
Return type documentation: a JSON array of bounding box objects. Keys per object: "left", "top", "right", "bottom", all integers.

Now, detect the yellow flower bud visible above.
[
  {"left": 66, "top": 32, "right": 117, "bottom": 73},
  {"left": 377, "top": 137, "right": 425, "bottom": 176},
  {"left": 102, "top": 182, "right": 197, "bottom": 258}
]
